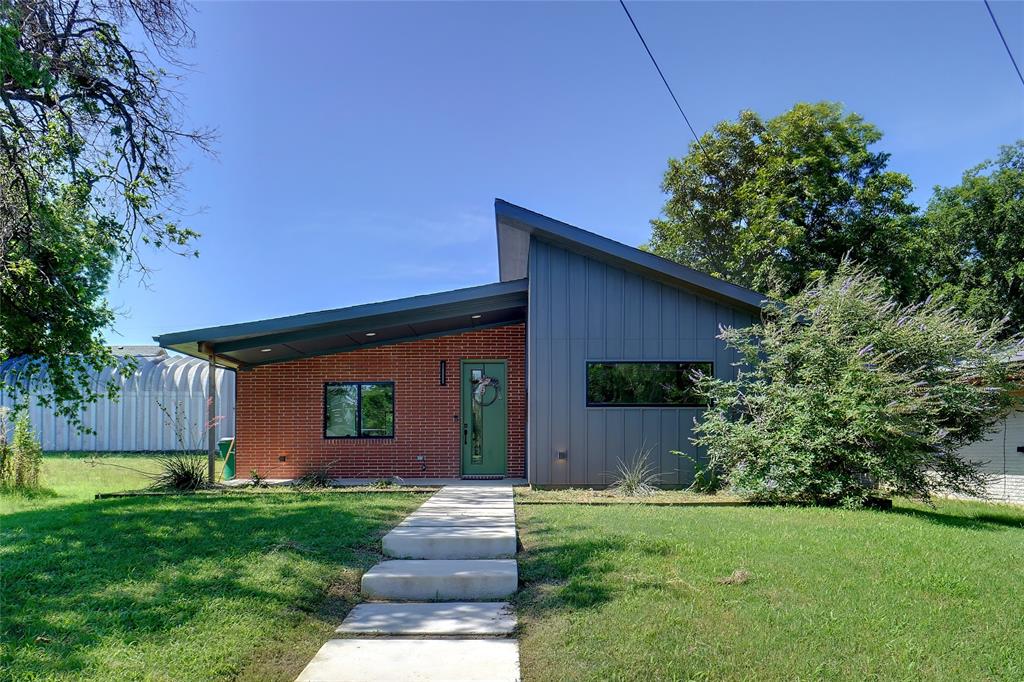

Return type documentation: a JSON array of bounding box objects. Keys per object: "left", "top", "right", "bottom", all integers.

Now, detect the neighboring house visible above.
[
  {"left": 155, "top": 200, "right": 763, "bottom": 485},
  {"left": 0, "top": 347, "right": 235, "bottom": 451},
  {"left": 954, "top": 353, "right": 1024, "bottom": 504}
]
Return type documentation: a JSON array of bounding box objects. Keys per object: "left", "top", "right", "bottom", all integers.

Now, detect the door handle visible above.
[{"left": 463, "top": 425, "right": 469, "bottom": 445}]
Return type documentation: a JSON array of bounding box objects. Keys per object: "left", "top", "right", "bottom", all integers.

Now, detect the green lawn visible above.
[
  {"left": 1, "top": 453, "right": 426, "bottom": 681},
  {"left": 515, "top": 498, "right": 1024, "bottom": 681}
]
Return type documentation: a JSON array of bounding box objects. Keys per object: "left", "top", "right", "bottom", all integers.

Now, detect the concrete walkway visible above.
[{"left": 295, "top": 484, "right": 520, "bottom": 682}]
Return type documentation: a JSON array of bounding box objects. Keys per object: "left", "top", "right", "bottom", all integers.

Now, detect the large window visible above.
[
  {"left": 324, "top": 382, "right": 395, "bottom": 438},
  {"left": 586, "top": 362, "right": 712, "bottom": 407}
]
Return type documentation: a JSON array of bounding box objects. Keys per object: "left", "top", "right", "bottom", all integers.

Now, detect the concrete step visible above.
[
  {"left": 424, "top": 499, "right": 513, "bottom": 508},
  {"left": 337, "top": 601, "right": 516, "bottom": 636},
  {"left": 296, "top": 638, "right": 520, "bottom": 681},
  {"left": 383, "top": 525, "right": 517, "bottom": 559},
  {"left": 361, "top": 559, "right": 518, "bottom": 600}
]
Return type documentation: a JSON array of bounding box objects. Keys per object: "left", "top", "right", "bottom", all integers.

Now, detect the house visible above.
[
  {"left": 954, "top": 352, "right": 1024, "bottom": 504},
  {"left": 154, "top": 200, "right": 766, "bottom": 485}
]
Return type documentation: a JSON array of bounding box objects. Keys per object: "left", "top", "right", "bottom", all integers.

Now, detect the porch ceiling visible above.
[{"left": 154, "top": 279, "right": 528, "bottom": 369}]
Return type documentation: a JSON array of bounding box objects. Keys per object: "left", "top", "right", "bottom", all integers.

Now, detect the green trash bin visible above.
[{"left": 218, "top": 437, "right": 236, "bottom": 480}]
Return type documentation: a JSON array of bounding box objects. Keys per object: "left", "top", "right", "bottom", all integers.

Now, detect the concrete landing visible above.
[
  {"left": 295, "top": 639, "right": 520, "bottom": 682},
  {"left": 337, "top": 601, "right": 516, "bottom": 635}
]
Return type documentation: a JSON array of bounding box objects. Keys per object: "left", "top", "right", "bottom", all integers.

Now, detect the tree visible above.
[
  {"left": 920, "top": 141, "right": 1024, "bottom": 336},
  {"left": 0, "top": 0, "right": 212, "bottom": 425},
  {"left": 694, "top": 261, "right": 1022, "bottom": 507},
  {"left": 647, "top": 102, "right": 921, "bottom": 301}
]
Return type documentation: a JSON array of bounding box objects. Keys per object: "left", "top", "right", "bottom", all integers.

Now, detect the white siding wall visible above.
[
  {"left": 955, "top": 408, "right": 1024, "bottom": 504},
  {"left": 1, "top": 355, "right": 234, "bottom": 451}
]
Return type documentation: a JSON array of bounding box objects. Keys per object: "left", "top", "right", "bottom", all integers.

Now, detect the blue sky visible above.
[{"left": 107, "top": 1, "right": 1024, "bottom": 345}]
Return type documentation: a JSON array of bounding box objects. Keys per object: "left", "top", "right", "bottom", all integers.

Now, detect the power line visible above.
[
  {"left": 983, "top": 0, "right": 1024, "bottom": 88},
  {"left": 618, "top": 0, "right": 708, "bottom": 156}
]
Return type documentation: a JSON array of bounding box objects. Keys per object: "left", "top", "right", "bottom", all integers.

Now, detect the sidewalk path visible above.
[{"left": 296, "top": 484, "right": 520, "bottom": 681}]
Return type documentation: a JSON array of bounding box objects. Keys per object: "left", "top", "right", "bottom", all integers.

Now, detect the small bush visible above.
[
  {"left": 2, "top": 411, "right": 43, "bottom": 491},
  {"left": 150, "top": 452, "right": 207, "bottom": 491},
  {"left": 608, "top": 449, "right": 660, "bottom": 497},
  {"left": 295, "top": 463, "right": 336, "bottom": 489},
  {"left": 695, "top": 261, "right": 1023, "bottom": 507}
]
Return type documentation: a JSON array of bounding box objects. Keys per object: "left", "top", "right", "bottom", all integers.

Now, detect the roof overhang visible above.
[
  {"left": 495, "top": 199, "right": 767, "bottom": 313},
  {"left": 154, "top": 279, "right": 528, "bottom": 369}
]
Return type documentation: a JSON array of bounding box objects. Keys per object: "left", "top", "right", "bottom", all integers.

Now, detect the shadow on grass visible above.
[
  {"left": 0, "top": 492, "right": 415, "bottom": 680},
  {"left": 514, "top": 519, "right": 679, "bottom": 615},
  {"left": 889, "top": 505, "right": 1024, "bottom": 531}
]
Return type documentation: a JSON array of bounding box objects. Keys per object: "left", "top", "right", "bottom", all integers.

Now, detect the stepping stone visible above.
[
  {"left": 383, "top": 525, "right": 517, "bottom": 559},
  {"left": 361, "top": 559, "right": 518, "bottom": 600},
  {"left": 399, "top": 515, "right": 516, "bottom": 527},
  {"left": 337, "top": 601, "right": 515, "bottom": 635},
  {"left": 424, "top": 499, "right": 513, "bottom": 508},
  {"left": 296, "top": 638, "right": 520, "bottom": 681},
  {"left": 423, "top": 491, "right": 512, "bottom": 499},
  {"left": 407, "top": 507, "right": 516, "bottom": 518}
]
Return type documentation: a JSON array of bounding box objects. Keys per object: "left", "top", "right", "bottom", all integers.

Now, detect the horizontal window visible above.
[
  {"left": 586, "top": 362, "right": 712, "bottom": 407},
  {"left": 325, "top": 382, "right": 394, "bottom": 438}
]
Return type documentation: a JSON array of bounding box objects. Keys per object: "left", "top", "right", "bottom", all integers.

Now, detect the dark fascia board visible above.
[
  {"left": 494, "top": 199, "right": 767, "bottom": 313},
  {"left": 153, "top": 279, "right": 528, "bottom": 350}
]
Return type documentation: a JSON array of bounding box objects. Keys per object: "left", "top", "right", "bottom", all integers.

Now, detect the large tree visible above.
[
  {"left": 647, "top": 102, "right": 921, "bottom": 300},
  {"left": 920, "top": 141, "right": 1024, "bottom": 335},
  {"left": 1, "top": 0, "right": 212, "bottom": 424}
]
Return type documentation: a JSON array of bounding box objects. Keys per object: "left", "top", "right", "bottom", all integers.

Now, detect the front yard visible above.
[
  {"left": 5, "top": 455, "right": 1024, "bottom": 680},
  {"left": 514, "top": 496, "right": 1024, "bottom": 681},
  {"left": 1, "top": 454, "right": 426, "bottom": 681}
]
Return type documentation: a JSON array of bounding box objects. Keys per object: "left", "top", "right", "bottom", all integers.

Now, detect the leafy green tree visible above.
[
  {"left": 648, "top": 102, "right": 921, "bottom": 300},
  {"left": 920, "top": 141, "right": 1024, "bottom": 335},
  {"left": 1, "top": 0, "right": 212, "bottom": 425},
  {"left": 694, "top": 261, "right": 1022, "bottom": 507}
]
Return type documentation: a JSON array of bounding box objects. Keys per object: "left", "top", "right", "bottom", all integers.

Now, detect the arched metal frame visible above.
[{"left": 0, "top": 355, "right": 235, "bottom": 451}]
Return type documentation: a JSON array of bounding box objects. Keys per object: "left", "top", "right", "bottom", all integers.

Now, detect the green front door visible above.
[{"left": 461, "top": 360, "right": 508, "bottom": 477}]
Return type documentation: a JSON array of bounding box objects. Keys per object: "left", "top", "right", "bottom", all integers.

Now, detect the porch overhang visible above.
[{"left": 154, "top": 279, "right": 528, "bottom": 369}]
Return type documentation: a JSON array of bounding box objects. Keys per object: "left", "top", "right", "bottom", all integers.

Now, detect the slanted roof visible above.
[
  {"left": 154, "top": 279, "right": 528, "bottom": 368},
  {"left": 495, "top": 199, "right": 766, "bottom": 313}
]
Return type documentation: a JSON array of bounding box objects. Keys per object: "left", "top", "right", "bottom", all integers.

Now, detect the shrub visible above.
[
  {"left": 695, "top": 261, "right": 1023, "bottom": 507},
  {"left": 0, "top": 408, "right": 13, "bottom": 487},
  {"left": 2, "top": 411, "right": 44, "bottom": 491},
  {"left": 608, "top": 448, "right": 660, "bottom": 497},
  {"left": 671, "top": 448, "right": 727, "bottom": 494},
  {"left": 150, "top": 452, "right": 207, "bottom": 492}
]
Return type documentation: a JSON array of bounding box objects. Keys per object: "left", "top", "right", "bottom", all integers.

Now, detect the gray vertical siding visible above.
[{"left": 527, "top": 239, "right": 756, "bottom": 486}]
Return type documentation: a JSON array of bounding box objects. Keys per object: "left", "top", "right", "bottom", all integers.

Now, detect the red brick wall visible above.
[{"left": 234, "top": 323, "right": 526, "bottom": 479}]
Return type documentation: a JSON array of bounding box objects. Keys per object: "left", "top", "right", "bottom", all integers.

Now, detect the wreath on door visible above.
[{"left": 473, "top": 374, "right": 502, "bottom": 406}]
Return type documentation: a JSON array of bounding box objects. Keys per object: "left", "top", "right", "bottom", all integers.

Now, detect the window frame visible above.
[
  {"left": 323, "top": 381, "right": 396, "bottom": 439},
  {"left": 584, "top": 360, "right": 713, "bottom": 408}
]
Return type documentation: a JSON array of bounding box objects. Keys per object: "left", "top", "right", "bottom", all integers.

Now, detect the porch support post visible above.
[{"left": 205, "top": 345, "right": 217, "bottom": 484}]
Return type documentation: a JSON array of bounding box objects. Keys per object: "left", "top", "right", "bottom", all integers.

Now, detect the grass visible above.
[
  {"left": 1, "top": 452, "right": 426, "bottom": 681},
  {"left": 515, "top": 497, "right": 1024, "bottom": 681}
]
